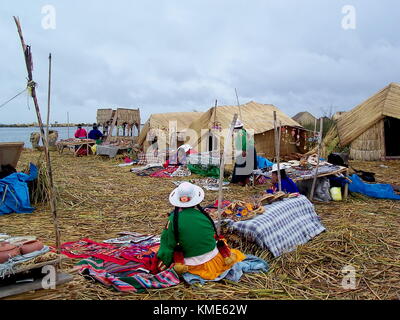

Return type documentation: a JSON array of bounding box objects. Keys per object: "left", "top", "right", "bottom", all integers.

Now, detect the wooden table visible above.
[
  {"left": 56, "top": 139, "right": 96, "bottom": 156},
  {"left": 252, "top": 166, "right": 350, "bottom": 199},
  {"left": 0, "top": 257, "right": 73, "bottom": 299}
]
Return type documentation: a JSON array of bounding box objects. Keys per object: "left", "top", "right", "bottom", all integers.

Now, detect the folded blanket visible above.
[{"left": 182, "top": 255, "right": 268, "bottom": 285}]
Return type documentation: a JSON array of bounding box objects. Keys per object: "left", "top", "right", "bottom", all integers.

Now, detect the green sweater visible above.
[
  {"left": 157, "top": 208, "right": 217, "bottom": 267},
  {"left": 235, "top": 129, "right": 254, "bottom": 152}
]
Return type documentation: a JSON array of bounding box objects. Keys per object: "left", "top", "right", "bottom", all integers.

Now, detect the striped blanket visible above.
[
  {"left": 76, "top": 258, "right": 180, "bottom": 293},
  {"left": 224, "top": 195, "right": 326, "bottom": 257}
]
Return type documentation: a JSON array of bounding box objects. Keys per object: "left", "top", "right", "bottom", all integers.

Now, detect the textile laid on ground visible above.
[
  {"left": 61, "top": 238, "right": 160, "bottom": 265},
  {"left": 72, "top": 235, "right": 180, "bottom": 293},
  {"left": 170, "top": 166, "right": 192, "bottom": 177},
  {"left": 132, "top": 165, "right": 164, "bottom": 177},
  {"left": 348, "top": 174, "right": 400, "bottom": 200},
  {"left": 173, "top": 178, "right": 229, "bottom": 191},
  {"left": 187, "top": 164, "right": 220, "bottom": 178},
  {"left": 103, "top": 234, "right": 159, "bottom": 245},
  {"left": 182, "top": 255, "right": 268, "bottom": 285},
  {"left": 0, "top": 246, "right": 50, "bottom": 278},
  {"left": 150, "top": 166, "right": 179, "bottom": 178},
  {"left": 76, "top": 258, "right": 180, "bottom": 293},
  {"left": 224, "top": 195, "right": 325, "bottom": 257},
  {"left": 96, "top": 145, "right": 121, "bottom": 158},
  {"left": 0, "top": 163, "right": 38, "bottom": 215}
]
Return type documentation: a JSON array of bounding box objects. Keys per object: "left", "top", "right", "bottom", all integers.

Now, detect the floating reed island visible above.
[{"left": 0, "top": 149, "right": 399, "bottom": 300}]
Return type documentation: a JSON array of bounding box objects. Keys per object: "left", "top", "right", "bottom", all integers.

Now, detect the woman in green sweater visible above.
[{"left": 157, "top": 182, "right": 245, "bottom": 279}]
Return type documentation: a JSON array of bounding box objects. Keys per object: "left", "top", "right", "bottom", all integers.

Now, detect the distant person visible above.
[
  {"left": 231, "top": 120, "right": 257, "bottom": 186},
  {"left": 88, "top": 124, "right": 103, "bottom": 141},
  {"left": 267, "top": 165, "right": 299, "bottom": 194},
  {"left": 74, "top": 124, "right": 87, "bottom": 139}
]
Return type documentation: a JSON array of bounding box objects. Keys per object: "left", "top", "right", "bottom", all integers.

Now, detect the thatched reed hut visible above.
[
  {"left": 97, "top": 108, "right": 141, "bottom": 138},
  {"left": 137, "top": 111, "right": 203, "bottom": 151},
  {"left": 336, "top": 83, "right": 400, "bottom": 161},
  {"left": 187, "top": 101, "right": 309, "bottom": 159},
  {"left": 292, "top": 111, "right": 317, "bottom": 127}
]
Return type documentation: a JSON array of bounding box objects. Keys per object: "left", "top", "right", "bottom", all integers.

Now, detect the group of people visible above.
[
  {"left": 156, "top": 121, "right": 300, "bottom": 280},
  {"left": 74, "top": 124, "right": 104, "bottom": 142}
]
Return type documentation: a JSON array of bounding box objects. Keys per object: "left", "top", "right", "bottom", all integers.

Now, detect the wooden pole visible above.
[
  {"left": 234, "top": 88, "right": 243, "bottom": 122},
  {"left": 46, "top": 53, "right": 52, "bottom": 142},
  {"left": 309, "top": 118, "right": 324, "bottom": 200},
  {"left": 67, "top": 112, "right": 70, "bottom": 138},
  {"left": 13, "top": 17, "right": 61, "bottom": 257},
  {"left": 273, "top": 111, "right": 282, "bottom": 191},
  {"left": 217, "top": 113, "right": 238, "bottom": 235}
]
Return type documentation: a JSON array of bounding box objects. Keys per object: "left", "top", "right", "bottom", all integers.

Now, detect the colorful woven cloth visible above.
[
  {"left": 61, "top": 239, "right": 131, "bottom": 265},
  {"left": 76, "top": 258, "right": 180, "bottom": 293},
  {"left": 224, "top": 195, "right": 326, "bottom": 257},
  {"left": 150, "top": 166, "right": 179, "bottom": 178}
]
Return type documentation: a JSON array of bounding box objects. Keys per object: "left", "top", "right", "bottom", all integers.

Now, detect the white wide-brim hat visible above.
[
  {"left": 169, "top": 182, "right": 205, "bottom": 208},
  {"left": 271, "top": 163, "right": 291, "bottom": 172},
  {"left": 234, "top": 120, "right": 244, "bottom": 129},
  {"left": 178, "top": 144, "right": 192, "bottom": 153}
]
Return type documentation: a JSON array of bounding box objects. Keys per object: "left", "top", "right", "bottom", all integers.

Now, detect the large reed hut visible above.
[
  {"left": 336, "top": 83, "right": 400, "bottom": 160},
  {"left": 187, "top": 101, "right": 309, "bottom": 159},
  {"left": 137, "top": 111, "right": 203, "bottom": 151}
]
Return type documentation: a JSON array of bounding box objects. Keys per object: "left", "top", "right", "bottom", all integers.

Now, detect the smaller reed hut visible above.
[
  {"left": 292, "top": 111, "right": 317, "bottom": 127},
  {"left": 96, "top": 108, "right": 141, "bottom": 141},
  {"left": 137, "top": 111, "right": 203, "bottom": 151},
  {"left": 336, "top": 83, "right": 400, "bottom": 160}
]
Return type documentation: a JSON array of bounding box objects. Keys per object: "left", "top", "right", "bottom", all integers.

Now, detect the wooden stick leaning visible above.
[
  {"left": 273, "top": 111, "right": 282, "bottom": 191},
  {"left": 46, "top": 53, "right": 52, "bottom": 143},
  {"left": 217, "top": 113, "right": 238, "bottom": 235},
  {"left": 309, "top": 118, "right": 324, "bottom": 201},
  {"left": 13, "top": 17, "right": 61, "bottom": 258}
]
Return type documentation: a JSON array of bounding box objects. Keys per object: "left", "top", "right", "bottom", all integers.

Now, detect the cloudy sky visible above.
[{"left": 0, "top": 0, "right": 399, "bottom": 124}]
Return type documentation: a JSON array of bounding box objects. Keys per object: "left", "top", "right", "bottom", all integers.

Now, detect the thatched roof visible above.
[
  {"left": 292, "top": 111, "right": 316, "bottom": 126},
  {"left": 96, "top": 108, "right": 140, "bottom": 127},
  {"left": 137, "top": 111, "right": 203, "bottom": 145},
  {"left": 188, "top": 101, "right": 301, "bottom": 136},
  {"left": 337, "top": 83, "right": 400, "bottom": 146}
]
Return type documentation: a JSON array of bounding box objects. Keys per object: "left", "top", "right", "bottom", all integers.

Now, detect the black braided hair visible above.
[
  {"left": 171, "top": 205, "right": 218, "bottom": 246},
  {"left": 196, "top": 204, "right": 218, "bottom": 235}
]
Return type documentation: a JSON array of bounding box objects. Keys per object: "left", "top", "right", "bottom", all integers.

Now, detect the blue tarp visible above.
[
  {"left": 257, "top": 156, "right": 274, "bottom": 169},
  {"left": 0, "top": 163, "right": 38, "bottom": 215},
  {"left": 348, "top": 174, "right": 400, "bottom": 200}
]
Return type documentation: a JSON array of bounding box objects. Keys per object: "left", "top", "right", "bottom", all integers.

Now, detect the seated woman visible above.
[
  {"left": 267, "top": 165, "right": 299, "bottom": 194},
  {"left": 157, "top": 182, "right": 245, "bottom": 280}
]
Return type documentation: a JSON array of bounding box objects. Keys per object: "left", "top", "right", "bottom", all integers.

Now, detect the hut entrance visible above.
[{"left": 384, "top": 117, "right": 400, "bottom": 157}]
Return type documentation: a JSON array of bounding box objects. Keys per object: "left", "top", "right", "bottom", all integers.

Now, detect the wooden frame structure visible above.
[{"left": 97, "top": 108, "right": 141, "bottom": 140}]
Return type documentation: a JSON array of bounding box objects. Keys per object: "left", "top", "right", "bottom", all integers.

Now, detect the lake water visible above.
[
  {"left": 0, "top": 126, "right": 90, "bottom": 148},
  {"left": 0, "top": 125, "right": 142, "bottom": 148}
]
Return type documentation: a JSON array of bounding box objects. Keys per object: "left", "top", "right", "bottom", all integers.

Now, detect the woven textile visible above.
[
  {"left": 224, "top": 196, "right": 325, "bottom": 257},
  {"left": 76, "top": 258, "right": 180, "bottom": 293}
]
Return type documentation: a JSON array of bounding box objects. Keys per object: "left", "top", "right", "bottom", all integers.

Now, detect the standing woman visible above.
[
  {"left": 231, "top": 120, "right": 257, "bottom": 186},
  {"left": 157, "top": 182, "right": 245, "bottom": 279}
]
